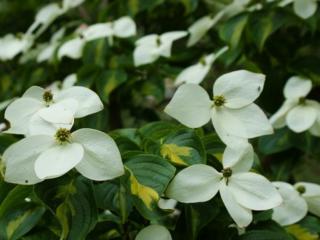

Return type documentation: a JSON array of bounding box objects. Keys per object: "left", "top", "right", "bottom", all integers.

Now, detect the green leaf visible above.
[
  {"left": 160, "top": 129, "right": 206, "bottom": 166},
  {"left": 125, "top": 154, "right": 176, "bottom": 219},
  {"left": 96, "top": 69, "right": 128, "bottom": 103},
  {"left": 179, "top": 0, "right": 198, "bottom": 14},
  {"left": 219, "top": 13, "right": 248, "bottom": 48},
  {"left": 0, "top": 186, "right": 45, "bottom": 240},
  {"left": 125, "top": 0, "right": 165, "bottom": 15},
  {"left": 286, "top": 224, "right": 319, "bottom": 240},
  {"left": 82, "top": 39, "right": 110, "bottom": 67},
  {"left": 240, "top": 230, "right": 294, "bottom": 240}
]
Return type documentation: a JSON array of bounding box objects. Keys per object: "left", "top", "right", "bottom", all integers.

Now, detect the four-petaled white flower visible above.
[
  {"left": 3, "top": 128, "right": 124, "bottom": 185},
  {"left": 5, "top": 85, "right": 103, "bottom": 136},
  {"left": 174, "top": 46, "right": 228, "bottom": 86},
  {"left": 165, "top": 70, "right": 273, "bottom": 145},
  {"left": 270, "top": 76, "right": 320, "bottom": 136},
  {"left": 58, "top": 16, "right": 136, "bottom": 59},
  {"left": 272, "top": 181, "right": 320, "bottom": 226},
  {"left": 166, "top": 142, "right": 282, "bottom": 227},
  {"left": 0, "top": 34, "right": 33, "bottom": 61},
  {"left": 135, "top": 225, "right": 172, "bottom": 240},
  {"left": 133, "top": 31, "right": 188, "bottom": 67}
]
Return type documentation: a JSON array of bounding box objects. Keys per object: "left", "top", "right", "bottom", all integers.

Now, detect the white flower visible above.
[
  {"left": 3, "top": 128, "right": 124, "bottom": 184},
  {"left": 62, "top": 0, "right": 85, "bottom": 11},
  {"left": 272, "top": 182, "right": 308, "bottom": 226},
  {"left": 166, "top": 143, "right": 282, "bottom": 227},
  {"left": 4, "top": 85, "right": 103, "bottom": 136},
  {"left": 37, "top": 28, "right": 66, "bottom": 62},
  {"left": 133, "top": 31, "right": 188, "bottom": 67},
  {"left": 174, "top": 46, "right": 228, "bottom": 86},
  {"left": 165, "top": 70, "right": 273, "bottom": 145},
  {"left": 0, "top": 34, "right": 33, "bottom": 61},
  {"left": 135, "top": 225, "right": 172, "bottom": 240},
  {"left": 294, "top": 182, "right": 320, "bottom": 217},
  {"left": 293, "top": 0, "right": 317, "bottom": 19},
  {"left": 47, "top": 73, "right": 77, "bottom": 94},
  {"left": 270, "top": 76, "right": 320, "bottom": 136},
  {"left": 58, "top": 16, "right": 136, "bottom": 59}
]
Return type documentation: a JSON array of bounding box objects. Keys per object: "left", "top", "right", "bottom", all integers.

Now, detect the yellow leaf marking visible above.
[
  {"left": 286, "top": 224, "right": 319, "bottom": 240},
  {"left": 160, "top": 143, "right": 191, "bottom": 166}
]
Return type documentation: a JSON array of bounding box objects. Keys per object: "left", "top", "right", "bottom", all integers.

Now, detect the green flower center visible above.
[
  {"left": 55, "top": 128, "right": 71, "bottom": 144},
  {"left": 296, "top": 185, "right": 306, "bottom": 194},
  {"left": 222, "top": 168, "right": 232, "bottom": 178},
  {"left": 156, "top": 37, "right": 161, "bottom": 46},
  {"left": 213, "top": 95, "right": 226, "bottom": 107},
  {"left": 43, "top": 91, "right": 53, "bottom": 104}
]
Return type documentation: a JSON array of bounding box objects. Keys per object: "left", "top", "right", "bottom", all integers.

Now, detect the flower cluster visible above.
[{"left": 2, "top": 81, "right": 124, "bottom": 185}]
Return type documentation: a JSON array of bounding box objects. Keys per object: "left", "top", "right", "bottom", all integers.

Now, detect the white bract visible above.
[
  {"left": 133, "top": 31, "right": 188, "bottom": 67},
  {"left": 0, "top": 34, "right": 33, "bottom": 61},
  {"left": 3, "top": 128, "right": 124, "bottom": 184},
  {"left": 165, "top": 70, "right": 273, "bottom": 145},
  {"left": 294, "top": 182, "right": 320, "bottom": 217},
  {"left": 272, "top": 181, "right": 308, "bottom": 226},
  {"left": 166, "top": 142, "right": 282, "bottom": 227},
  {"left": 58, "top": 16, "right": 136, "bottom": 59},
  {"left": 37, "top": 28, "right": 66, "bottom": 62},
  {"left": 270, "top": 76, "right": 320, "bottom": 136},
  {"left": 4, "top": 85, "right": 103, "bottom": 136},
  {"left": 174, "top": 46, "right": 228, "bottom": 86},
  {"left": 47, "top": 73, "right": 77, "bottom": 94},
  {"left": 268, "top": 0, "right": 317, "bottom": 19},
  {"left": 135, "top": 225, "right": 172, "bottom": 240}
]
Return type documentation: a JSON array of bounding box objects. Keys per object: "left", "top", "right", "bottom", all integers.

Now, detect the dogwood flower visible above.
[
  {"left": 268, "top": 0, "right": 317, "bottom": 19},
  {"left": 294, "top": 182, "right": 320, "bottom": 217},
  {"left": 133, "top": 31, "right": 188, "bottom": 67},
  {"left": 4, "top": 85, "right": 103, "bottom": 136},
  {"left": 37, "top": 28, "right": 66, "bottom": 62},
  {"left": 0, "top": 34, "right": 33, "bottom": 61},
  {"left": 3, "top": 128, "right": 124, "bottom": 184},
  {"left": 166, "top": 142, "right": 282, "bottom": 227},
  {"left": 58, "top": 16, "right": 136, "bottom": 59},
  {"left": 272, "top": 182, "right": 308, "bottom": 226},
  {"left": 135, "top": 225, "right": 172, "bottom": 240},
  {"left": 165, "top": 70, "right": 273, "bottom": 145},
  {"left": 174, "top": 46, "right": 228, "bottom": 86},
  {"left": 270, "top": 76, "right": 320, "bottom": 136}
]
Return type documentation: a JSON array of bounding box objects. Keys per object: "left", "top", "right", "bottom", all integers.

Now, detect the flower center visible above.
[
  {"left": 55, "top": 128, "right": 71, "bottom": 144},
  {"left": 296, "top": 185, "right": 306, "bottom": 194},
  {"left": 43, "top": 91, "right": 53, "bottom": 104},
  {"left": 222, "top": 168, "right": 232, "bottom": 185},
  {"left": 299, "top": 97, "right": 306, "bottom": 105},
  {"left": 213, "top": 95, "right": 226, "bottom": 107},
  {"left": 156, "top": 37, "right": 161, "bottom": 46}
]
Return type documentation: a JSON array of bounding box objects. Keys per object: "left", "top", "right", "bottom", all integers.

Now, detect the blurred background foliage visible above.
[{"left": 0, "top": 0, "right": 320, "bottom": 239}]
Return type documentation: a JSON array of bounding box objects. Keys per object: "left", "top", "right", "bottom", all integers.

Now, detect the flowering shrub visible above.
[{"left": 0, "top": 0, "right": 320, "bottom": 239}]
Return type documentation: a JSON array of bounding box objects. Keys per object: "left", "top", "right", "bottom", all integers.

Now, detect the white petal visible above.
[
  {"left": 0, "top": 34, "right": 29, "bottom": 60},
  {"left": 219, "top": 181, "right": 253, "bottom": 227},
  {"left": 284, "top": 76, "right": 312, "bottom": 99},
  {"left": 73, "top": 129, "right": 124, "bottom": 181},
  {"left": 34, "top": 143, "right": 84, "bottom": 179},
  {"left": 35, "top": 3, "right": 62, "bottom": 25},
  {"left": 213, "top": 70, "right": 265, "bottom": 108},
  {"left": 159, "top": 31, "right": 188, "bottom": 58},
  {"left": 295, "top": 182, "right": 320, "bottom": 217},
  {"left": 62, "top": 73, "right": 77, "bottom": 89},
  {"left": 293, "top": 0, "right": 317, "bottom": 19},
  {"left": 135, "top": 225, "right": 172, "bottom": 240},
  {"left": 270, "top": 99, "right": 297, "bottom": 129},
  {"left": 4, "top": 98, "right": 44, "bottom": 135},
  {"left": 222, "top": 142, "right": 254, "bottom": 173},
  {"left": 212, "top": 104, "right": 273, "bottom": 140},
  {"left": 166, "top": 164, "right": 222, "bottom": 203},
  {"left": 37, "top": 44, "right": 56, "bottom": 62},
  {"left": 164, "top": 84, "right": 212, "bottom": 128},
  {"left": 286, "top": 103, "right": 317, "bottom": 133},
  {"left": 229, "top": 172, "right": 282, "bottom": 210},
  {"left": 135, "top": 34, "right": 158, "bottom": 46},
  {"left": 82, "top": 23, "right": 113, "bottom": 41},
  {"left": 63, "top": 0, "right": 84, "bottom": 10},
  {"left": 56, "top": 86, "right": 103, "bottom": 118},
  {"left": 23, "top": 86, "right": 45, "bottom": 100},
  {"left": 113, "top": 16, "right": 137, "bottom": 38},
  {"left": 174, "top": 63, "right": 210, "bottom": 86},
  {"left": 272, "top": 182, "right": 308, "bottom": 226},
  {"left": 58, "top": 37, "right": 85, "bottom": 59},
  {"left": 187, "top": 13, "right": 224, "bottom": 47},
  {"left": 3, "top": 135, "right": 54, "bottom": 185},
  {"left": 158, "top": 198, "right": 178, "bottom": 210},
  {"left": 28, "top": 112, "right": 72, "bottom": 136},
  {"left": 133, "top": 44, "right": 159, "bottom": 66},
  {"left": 38, "top": 99, "right": 78, "bottom": 124},
  {"left": 309, "top": 117, "right": 320, "bottom": 137}
]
